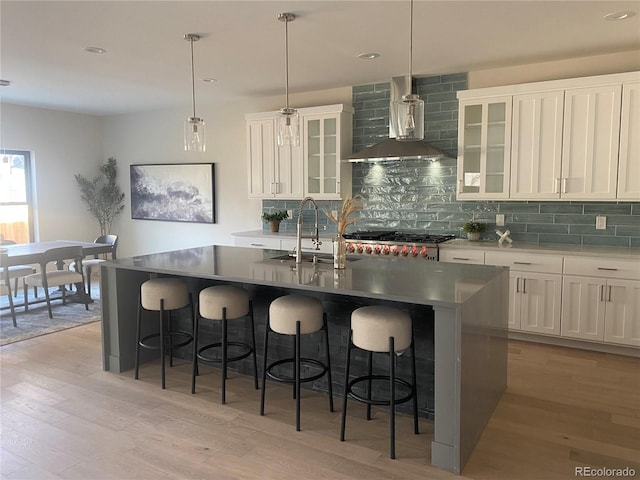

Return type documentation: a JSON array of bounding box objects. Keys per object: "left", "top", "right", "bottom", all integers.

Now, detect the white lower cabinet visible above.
[
  {"left": 233, "top": 235, "right": 281, "bottom": 249},
  {"left": 562, "top": 257, "right": 640, "bottom": 346},
  {"left": 439, "top": 248, "right": 485, "bottom": 264}
]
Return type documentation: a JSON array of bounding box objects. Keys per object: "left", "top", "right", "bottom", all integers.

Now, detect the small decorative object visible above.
[
  {"left": 261, "top": 210, "right": 289, "bottom": 232},
  {"left": 325, "top": 195, "right": 363, "bottom": 269},
  {"left": 495, "top": 229, "right": 513, "bottom": 245},
  {"left": 75, "top": 157, "right": 125, "bottom": 236},
  {"left": 462, "top": 221, "right": 485, "bottom": 241}
]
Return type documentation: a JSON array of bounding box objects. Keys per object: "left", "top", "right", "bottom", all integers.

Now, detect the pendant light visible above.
[
  {"left": 184, "top": 33, "right": 206, "bottom": 152},
  {"left": 276, "top": 13, "right": 300, "bottom": 147},
  {"left": 390, "top": 0, "right": 425, "bottom": 142}
]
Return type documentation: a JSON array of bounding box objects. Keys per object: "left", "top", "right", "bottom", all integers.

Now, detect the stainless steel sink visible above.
[{"left": 270, "top": 253, "right": 359, "bottom": 263}]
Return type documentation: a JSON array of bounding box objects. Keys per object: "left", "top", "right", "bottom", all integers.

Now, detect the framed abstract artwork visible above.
[{"left": 130, "top": 163, "right": 215, "bottom": 223}]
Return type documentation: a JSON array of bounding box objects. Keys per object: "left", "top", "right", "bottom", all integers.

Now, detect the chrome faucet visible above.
[{"left": 295, "top": 196, "right": 322, "bottom": 263}]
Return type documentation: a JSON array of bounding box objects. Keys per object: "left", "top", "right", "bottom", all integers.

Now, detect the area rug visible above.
[{"left": 0, "top": 285, "right": 101, "bottom": 346}]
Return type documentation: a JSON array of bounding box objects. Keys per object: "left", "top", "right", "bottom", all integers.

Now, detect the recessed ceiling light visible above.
[
  {"left": 202, "top": 78, "right": 217, "bottom": 83},
  {"left": 603, "top": 11, "right": 635, "bottom": 20},
  {"left": 84, "top": 46, "right": 106, "bottom": 54},
  {"left": 0, "top": 79, "right": 10, "bottom": 87},
  {"left": 358, "top": 53, "right": 380, "bottom": 60}
]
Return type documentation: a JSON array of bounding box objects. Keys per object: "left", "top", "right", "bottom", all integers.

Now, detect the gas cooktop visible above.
[{"left": 342, "top": 231, "right": 456, "bottom": 244}]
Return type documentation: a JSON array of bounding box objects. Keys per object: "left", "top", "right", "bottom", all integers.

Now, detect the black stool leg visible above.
[
  {"left": 191, "top": 310, "right": 200, "bottom": 394},
  {"left": 411, "top": 330, "right": 419, "bottom": 435},
  {"left": 260, "top": 316, "right": 270, "bottom": 416},
  {"left": 366, "top": 350, "right": 373, "bottom": 420},
  {"left": 250, "top": 302, "right": 259, "bottom": 390},
  {"left": 292, "top": 334, "right": 297, "bottom": 400},
  {"left": 295, "top": 320, "right": 301, "bottom": 432},
  {"left": 160, "top": 299, "right": 166, "bottom": 390},
  {"left": 323, "top": 315, "right": 334, "bottom": 412},
  {"left": 191, "top": 294, "right": 198, "bottom": 378},
  {"left": 221, "top": 307, "right": 228, "bottom": 404},
  {"left": 340, "top": 329, "right": 353, "bottom": 442},
  {"left": 389, "top": 336, "right": 396, "bottom": 459},
  {"left": 168, "top": 310, "right": 174, "bottom": 368},
  {"left": 134, "top": 294, "right": 142, "bottom": 380}
]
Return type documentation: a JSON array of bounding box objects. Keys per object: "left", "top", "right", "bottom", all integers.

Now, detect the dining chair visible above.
[
  {"left": 0, "top": 253, "right": 18, "bottom": 327},
  {"left": 23, "top": 246, "right": 88, "bottom": 319},
  {"left": 69, "top": 234, "right": 118, "bottom": 297},
  {"left": 0, "top": 239, "right": 37, "bottom": 298}
]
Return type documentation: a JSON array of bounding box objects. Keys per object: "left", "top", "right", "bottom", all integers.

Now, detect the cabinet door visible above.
[
  {"left": 274, "top": 143, "right": 303, "bottom": 198},
  {"left": 304, "top": 114, "right": 341, "bottom": 199},
  {"left": 561, "top": 275, "right": 605, "bottom": 341},
  {"left": 439, "top": 249, "right": 485, "bottom": 265},
  {"left": 519, "top": 272, "right": 562, "bottom": 335},
  {"left": 510, "top": 91, "right": 564, "bottom": 199},
  {"left": 561, "top": 85, "right": 621, "bottom": 200},
  {"left": 247, "top": 119, "right": 276, "bottom": 198},
  {"left": 617, "top": 81, "right": 640, "bottom": 200},
  {"left": 604, "top": 279, "right": 640, "bottom": 346},
  {"left": 457, "top": 96, "right": 512, "bottom": 199}
]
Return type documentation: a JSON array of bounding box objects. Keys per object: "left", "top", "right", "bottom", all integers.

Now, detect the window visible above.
[{"left": 0, "top": 150, "right": 34, "bottom": 243}]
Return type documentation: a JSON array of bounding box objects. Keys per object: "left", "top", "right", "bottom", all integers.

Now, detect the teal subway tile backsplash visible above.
[{"left": 262, "top": 74, "right": 639, "bottom": 248}]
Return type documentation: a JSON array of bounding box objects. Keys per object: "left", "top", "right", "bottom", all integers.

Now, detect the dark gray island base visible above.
[{"left": 100, "top": 245, "right": 508, "bottom": 474}]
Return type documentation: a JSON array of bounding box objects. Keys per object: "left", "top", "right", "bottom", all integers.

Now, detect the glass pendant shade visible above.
[
  {"left": 184, "top": 116, "right": 206, "bottom": 152},
  {"left": 277, "top": 108, "right": 300, "bottom": 147},
  {"left": 391, "top": 93, "right": 424, "bottom": 141}
]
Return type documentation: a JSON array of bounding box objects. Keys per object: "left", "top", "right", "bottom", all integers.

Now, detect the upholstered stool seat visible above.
[
  {"left": 340, "top": 305, "right": 419, "bottom": 459},
  {"left": 191, "top": 285, "right": 259, "bottom": 404},
  {"left": 134, "top": 277, "right": 194, "bottom": 389},
  {"left": 260, "top": 294, "right": 333, "bottom": 431}
]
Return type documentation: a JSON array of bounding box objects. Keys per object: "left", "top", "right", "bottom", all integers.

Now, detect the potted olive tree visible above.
[
  {"left": 462, "top": 221, "right": 485, "bottom": 241},
  {"left": 75, "top": 157, "right": 125, "bottom": 236},
  {"left": 261, "top": 210, "right": 289, "bottom": 232}
]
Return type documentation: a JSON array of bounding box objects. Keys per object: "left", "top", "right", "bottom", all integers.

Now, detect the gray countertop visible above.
[{"left": 105, "top": 245, "right": 506, "bottom": 308}]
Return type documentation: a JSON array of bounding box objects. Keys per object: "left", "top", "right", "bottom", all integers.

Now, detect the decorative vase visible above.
[
  {"left": 333, "top": 234, "right": 347, "bottom": 269},
  {"left": 467, "top": 232, "right": 480, "bottom": 241},
  {"left": 269, "top": 220, "right": 280, "bottom": 233}
]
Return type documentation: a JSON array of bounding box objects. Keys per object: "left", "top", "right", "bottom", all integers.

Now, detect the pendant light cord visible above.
[
  {"left": 284, "top": 16, "right": 290, "bottom": 110},
  {"left": 409, "top": 0, "right": 414, "bottom": 78},
  {"left": 190, "top": 37, "right": 197, "bottom": 119}
]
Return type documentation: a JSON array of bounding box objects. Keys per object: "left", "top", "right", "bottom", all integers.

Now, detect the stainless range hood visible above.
[{"left": 348, "top": 76, "right": 447, "bottom": 163}]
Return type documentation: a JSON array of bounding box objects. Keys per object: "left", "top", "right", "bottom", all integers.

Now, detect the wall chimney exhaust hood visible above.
[{"left": 348, "top": 76, "right": 447, "bottom": 163}]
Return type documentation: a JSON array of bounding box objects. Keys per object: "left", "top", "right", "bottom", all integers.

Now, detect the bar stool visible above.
[
  {"left": 260, "top": 294, "right": 334, "bottom": 431},
  {"left": 340, "top": 305, "right": 419, "bottom": 459},
  {"left": 191, "top": 284, "right": 259, "bottom": 404},
  {"left": 134, "top": 277, "right": 194, "bottom": 389}
]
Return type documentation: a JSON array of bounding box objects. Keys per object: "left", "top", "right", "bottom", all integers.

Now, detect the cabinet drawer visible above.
[
  {"left": 564, "top": 256, "right": 640, "bottom": 280},
  {"left": 234, "top": 236, "right": 281, "bottom": 249},
  {"left": 439, "top": 249, "right": 485, "bottom": 264},
  {"left": 485, "top": 251, "right": 563, "bottom": 274}
]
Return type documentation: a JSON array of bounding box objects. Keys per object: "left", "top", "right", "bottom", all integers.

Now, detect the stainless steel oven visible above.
[{"left": 341, "top": 231, "right": 455, "bottom": 261}]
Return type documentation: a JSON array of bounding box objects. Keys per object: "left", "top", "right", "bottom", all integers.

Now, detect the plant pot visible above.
[
  {"left": 269, "top": 220, "right": 280, "bottom": 233},
  {"left": 466, "top": 232, "right": 481, "bottom": 241}
]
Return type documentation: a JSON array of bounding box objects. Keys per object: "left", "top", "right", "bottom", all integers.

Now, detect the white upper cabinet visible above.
[
  {"left": 510, "top": 91, "right": 564, "bottom": 199},
  {"left": 246, "top": 104, "right": 352, "bottom": 200},
  {"left": 457, "top": 96, "right": 512, "bottom": 199},
  {"left": 457, "top": 71, "right": 639, "bottom": 201},
  {"left": 617, "top": 81, "right": 640, "bottom": 200},
  {"left": 561, "top": 84, "right": 621, "bottom": 200}
]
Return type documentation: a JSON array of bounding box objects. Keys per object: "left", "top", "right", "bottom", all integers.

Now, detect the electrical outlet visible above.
[
  {"left": 287, "top": 209, "right": 293, "bottom": 219},
  {"left": 496, "top": 213, "right": 505, "bottom": 227},
  {"left": 596, "top": 215, "right": 607, "bottom": 230}
]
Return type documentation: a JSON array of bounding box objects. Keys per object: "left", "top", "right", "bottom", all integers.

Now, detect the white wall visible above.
[
  {"left": 102, "top": 87, "right": 351, "bottom": 257},
  {"left": 0, "top": 103, "right": 104, "bottom": 242}
]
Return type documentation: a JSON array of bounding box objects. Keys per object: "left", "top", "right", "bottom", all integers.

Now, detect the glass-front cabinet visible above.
[
  {"left": 457, "top": 95, "right": 512, "bottom": 199},
  {"left": 302, "top": 105, "right": 353, "bottom": 200}
]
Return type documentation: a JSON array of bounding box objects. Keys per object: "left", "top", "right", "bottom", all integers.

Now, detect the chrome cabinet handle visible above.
[
  {"left": 608, "top": 285, "right": 612, "bottom": 302},
  {"left": 452, "top": 257, "right": 470, "bottom": 261},
  {"left": 514, "top": 262, "right": 532, "bottom": 265},
  {"left": 597, "top": 267, "right": 618, "bottom": 271},
  {"left": 599, "top": 285, "right": 604, "bottom": 302},
  {"left": 554, "top": 178, "right": 561, "bottom": 194},
  {"left": 561, "top": 177, "right": 567, "bottom": 194},
  {"left": 250, "top": 243, "right": 264, "bottom": 247},
  {"left": 516, "top": 278, "right": 520, "bottom": 293},
  {"left": 522, "top": 278, "right": 527, "bottom": 294}
]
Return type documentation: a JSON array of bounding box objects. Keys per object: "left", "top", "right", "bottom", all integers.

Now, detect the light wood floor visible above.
[{"left": 1, "top": 323, "right": 638, "bottom": 480}]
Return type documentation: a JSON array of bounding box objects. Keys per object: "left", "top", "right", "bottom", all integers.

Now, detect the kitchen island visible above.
[{"left": 100, "top": 245, "right": 508, "bottom": 474}]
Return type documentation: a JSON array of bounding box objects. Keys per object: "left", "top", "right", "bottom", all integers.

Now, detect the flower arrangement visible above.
[{"left": 325, "top": 195, "right": 364, "bottom": 236}]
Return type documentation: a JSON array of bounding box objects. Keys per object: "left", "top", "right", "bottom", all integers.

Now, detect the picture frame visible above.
[{"left": 130, "top": 163, "right": 215, "bottom": 223}]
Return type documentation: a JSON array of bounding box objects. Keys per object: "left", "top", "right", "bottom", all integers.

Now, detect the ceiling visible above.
[{"left": 1, "top": 0, "right": 639, "bottom": 116}]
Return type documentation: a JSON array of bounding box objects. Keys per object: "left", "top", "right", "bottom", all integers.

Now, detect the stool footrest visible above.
[
  {"left": 139, "top": 331, "right": 194, "bottom": 351},
  {"left": 347, "top": 374, "right": 415, "bottom": 406},
  {"left": 266, "top": 357, "right": 328, "bottom": 385},
  {"left": 197, "top": 342, "right": 253, "bottom": 364}
]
